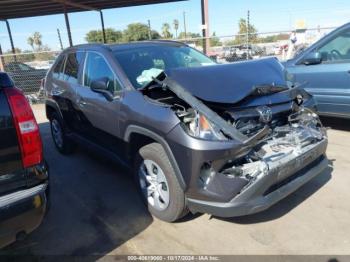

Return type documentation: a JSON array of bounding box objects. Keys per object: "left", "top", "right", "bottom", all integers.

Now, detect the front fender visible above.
[{"left": 124, "top": 125, "right": 186, "bottom": 190}]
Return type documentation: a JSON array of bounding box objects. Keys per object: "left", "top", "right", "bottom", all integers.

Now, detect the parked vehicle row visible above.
[{"left": 218, "top": 44, "right": 265, "bottom": 62}]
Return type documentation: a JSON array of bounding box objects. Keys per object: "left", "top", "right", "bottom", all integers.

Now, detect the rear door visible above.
[
  {"left": 290, "top": 27, "right": 350, "bottom": 117},
  {"left": 50, "top": 51, "right": 85, "bottom": 131},
  {"left": 74, "top": 51, "right": 125, "bottom": 156},
  {"left": 0, "top": 74, "right": 26, "bottom": 195}
]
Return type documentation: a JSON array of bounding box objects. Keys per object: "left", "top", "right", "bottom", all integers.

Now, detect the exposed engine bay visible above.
[{"left": 142, "top": 70, "right": 327, "bottom": 197}]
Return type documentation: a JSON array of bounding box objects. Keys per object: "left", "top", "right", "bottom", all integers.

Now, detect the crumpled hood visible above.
[{"left": 163, "top": 57, "right": 287, "bottom": 104}]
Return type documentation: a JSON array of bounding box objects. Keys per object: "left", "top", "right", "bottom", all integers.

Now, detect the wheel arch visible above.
[
  {"left": 124, "top": 125, "right": 186, "bottom": 190},
  {"left": 45, "top": 100, "right": 63, "bottom": 121}
]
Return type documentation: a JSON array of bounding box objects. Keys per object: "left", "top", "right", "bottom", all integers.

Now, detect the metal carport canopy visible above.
[
  {"left": 0, "top": 0, "right": 185, "bottom": 20},
  {"left": 0, "top": 0, "right": 186, "bottom": 51}
]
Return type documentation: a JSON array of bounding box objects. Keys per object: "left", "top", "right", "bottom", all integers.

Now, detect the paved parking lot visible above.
[{"left": 3, "top": 104, "right": 350, "bottom": 256}]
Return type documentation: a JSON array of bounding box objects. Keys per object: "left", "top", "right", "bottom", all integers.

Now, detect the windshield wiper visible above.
[{"left": 251, "top": 84, "right": 289, "bottom": 96}]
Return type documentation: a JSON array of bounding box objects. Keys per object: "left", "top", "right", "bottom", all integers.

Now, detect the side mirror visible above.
[
  {"left": 302, "top": 51, "right": 322, "bottom": 65},
  {"left": 90, "top": 77, "right": 113, "bottom": 101},
  {"left": 91, "top": 77, "right": 109, "bottom": 91}
]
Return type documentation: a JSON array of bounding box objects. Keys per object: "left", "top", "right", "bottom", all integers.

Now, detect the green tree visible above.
[
  {"left": 259, "top": 33, "right": 289, "bottom": 43},
  {"left": 234, "top": 18, "right": 258, "bottom": 45},
  {"left": 173, "top": 19, "right": 179, "bottom": 38},
  {"left": 86, "top": 28, "right": 123, "bottom": 43},
  {"left": 33, "top": 32, "right": 43, "bottom": 50},
  {"left": 162, "top": 23, "right": 172, "bottom": 39},
  {"left": 34, "top": 45, "right": 54, "bottom": 61},
  {"left": 178, "top": 32, "right": 201, "bottom": 46},
  {"left": 27, "top": 36, "right": 35, "bottom": 50},
  {"left": 123, "top": 23, "right": 160, "bottom": 42},
  {"left": 27, "top": 32, "right": 43, "bottom": 51},
  {"left": 4, "top": 47, "right": 22, "bottom": 54},
  {"left": 178, "top": 32, "right": 201, "bottom": 39},
  {"left": 210, "top": 32, "right": 222, "bottom": 46}
]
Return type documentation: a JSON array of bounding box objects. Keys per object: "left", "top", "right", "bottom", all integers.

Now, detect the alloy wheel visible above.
[{"left": 138, "top": 159, "right": 170, "bottom": 211}]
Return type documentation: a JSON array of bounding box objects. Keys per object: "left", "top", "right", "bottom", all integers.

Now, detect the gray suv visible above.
[{"left": 44, "top": 41, "right": 329, "bottom": 222}]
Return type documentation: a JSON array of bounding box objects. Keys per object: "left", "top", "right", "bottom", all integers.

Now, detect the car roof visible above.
[{"left": 66, "top": 40, "right": 187, "bottom": 53}]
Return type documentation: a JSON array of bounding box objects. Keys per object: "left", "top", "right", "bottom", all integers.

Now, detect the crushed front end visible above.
[
  {"left": 167, "top": 102, "right": 328, "bottom": 217},
  {"left": 142, "top": 58, "right": 329, "bottom": 217}
]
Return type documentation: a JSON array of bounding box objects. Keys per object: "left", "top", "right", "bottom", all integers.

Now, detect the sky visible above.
[{"left": 0, "top": 0, "right": 350, "bottom": 51}]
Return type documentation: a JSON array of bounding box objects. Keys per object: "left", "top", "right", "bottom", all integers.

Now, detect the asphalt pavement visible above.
[{"left": 2, "top": 104, "right": 350, "bottom": 258}]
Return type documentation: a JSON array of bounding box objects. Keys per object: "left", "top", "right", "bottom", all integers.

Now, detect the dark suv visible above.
[
  {"left": 0, "top": 72, "right": 49, "bottom": 247},
  {"left": 44, "top": 41, "right": 328, "bottom": 222}
]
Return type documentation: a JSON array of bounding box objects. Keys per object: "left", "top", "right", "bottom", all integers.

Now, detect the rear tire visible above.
[
  {"left": 134, "top": 143, "right": 188, "bottom": 222},
  {"left": 50, "top": 112, "right": 75, "bottom": 154}
]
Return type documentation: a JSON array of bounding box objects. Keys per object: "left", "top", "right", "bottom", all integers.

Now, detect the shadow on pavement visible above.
[
  {"left": 321, "top": 116, "right": 350, "bottom": 131},
  {"left": 1, "top": 122, "right": 153, "bottom": 256},
  {"left": 215, "top": 161, "right": 333, "bottom": 224}
]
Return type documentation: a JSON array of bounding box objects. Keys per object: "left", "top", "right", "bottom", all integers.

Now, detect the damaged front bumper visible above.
[
  {"left": 166, "top": 108, "right": 329, "bottom": 217},
  {"left": 149, "top": 67, "right": 329, "bottom": 218},
  {"left": 186, "top": 138, "right": 328, "bottom": 217}
]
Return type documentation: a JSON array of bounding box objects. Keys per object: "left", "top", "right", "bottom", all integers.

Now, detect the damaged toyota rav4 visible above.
[{"left": 44, "top": 41, "right": 328, "bottom": 222}]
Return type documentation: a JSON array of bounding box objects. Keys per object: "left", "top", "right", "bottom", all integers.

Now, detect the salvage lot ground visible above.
[{"left": 3, "top": 104, "right": 350, "bottom": 256}]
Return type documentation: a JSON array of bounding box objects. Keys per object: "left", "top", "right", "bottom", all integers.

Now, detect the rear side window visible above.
[
  {"left": 62, "top": 52, "right": 85, "bottom": 84},
  {"left": 53, "top": 55, "right": 65, "bottom": 79},
  {"left": 0, "top": 72, "right": 14, "bottom": 88}
]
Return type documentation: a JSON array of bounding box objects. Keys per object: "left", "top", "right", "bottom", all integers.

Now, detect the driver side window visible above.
[
  {"left": 84, "top": 52, "right": 121, "bottom": 93},
  {"left": 318, "top": 29, "right": 350, "bottom": 62}
]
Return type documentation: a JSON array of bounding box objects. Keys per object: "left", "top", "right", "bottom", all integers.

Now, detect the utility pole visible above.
[
  {"left": 148, "top": 19, "right": 152, "bottom": 40},
  {"left": 63, "top": 4, "right": 73, "bottom": 47},
  {"left": 5, "top": 20, "right": 15, "bottom": 55},
  {"left": 0, "top": 43, "right": 4, "bottom": 71},
  {"left": 246, "top": 10, "right": 250, "bottom": 60},
  {"left": 100, "top": 11, "right": 106, "bottom": 44},
  {"left": 183, "top": 11, "right": 187, "bottom": 39},
  {"left": 5, "top": 20, "right": 16, "bottom": 62},
  {"left": 201, "top": 0, "right": 210, "bottom": 54},
  {"left": 57, "top": 29, "right": 64, "bottom": 50}
]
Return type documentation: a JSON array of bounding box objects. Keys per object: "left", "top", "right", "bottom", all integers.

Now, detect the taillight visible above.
[{"left": 4, "top": 87, "right": 43, "bottom": 168}]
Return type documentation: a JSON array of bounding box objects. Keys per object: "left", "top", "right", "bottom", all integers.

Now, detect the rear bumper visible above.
[
  {"left": 187, "top": 139, "right": 328, "bottom": 218},
  {"left": 0, "top": 183, "right": 48, "bottom": 248}
]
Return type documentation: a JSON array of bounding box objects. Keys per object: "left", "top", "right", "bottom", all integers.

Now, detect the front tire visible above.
[
  {"left": 50, "top": 112, "right": 75, "bottom": 154},
  {"left": 134, "top": 143, "right": 188, "bottom": 222}
]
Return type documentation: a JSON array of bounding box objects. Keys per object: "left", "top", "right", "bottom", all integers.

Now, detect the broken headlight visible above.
[{"left": 187, "top": 111, "right": 227, "bottom": 141}]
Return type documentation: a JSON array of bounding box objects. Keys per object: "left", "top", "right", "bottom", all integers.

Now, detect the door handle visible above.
[{"left": 77, "top": 99, "right": 87, "bottom": 107}]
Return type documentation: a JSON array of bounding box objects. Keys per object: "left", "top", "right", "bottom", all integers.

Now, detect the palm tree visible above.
[
  {"left": 33, "top": 32, "right": 43, "bottom": 50},
  {"left": 27, "top": 36, "right": 34, "bottom": 50},
  {"left": 162, "top": 23, "right": 172, "bottom": 39},
  {"left": 173, "top": 19, "right": 179, "bottom": 38}
]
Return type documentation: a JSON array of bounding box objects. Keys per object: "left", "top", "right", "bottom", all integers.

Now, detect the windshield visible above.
[{"left": 113, "top": 45, "right": 215, "bottom": 88}]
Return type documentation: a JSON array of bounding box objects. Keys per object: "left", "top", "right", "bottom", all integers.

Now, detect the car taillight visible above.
[{"left": 4, "top": 87, "right": 43, "bottom": 168}]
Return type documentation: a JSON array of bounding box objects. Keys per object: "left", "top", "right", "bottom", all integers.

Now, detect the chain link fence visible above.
[
  {"left": 0, "top": 50, "right": 60, "bottom": 103},
  {"left": 178, "top": 26, "right": 335, "bottom": 63},
  {"left": 0, "top": 26, "right": 336, "bottom": 103}
]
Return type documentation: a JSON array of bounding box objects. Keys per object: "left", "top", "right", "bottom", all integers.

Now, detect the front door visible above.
[{"left": 75, "top": 51, "right": 125, "bottom": 155}]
